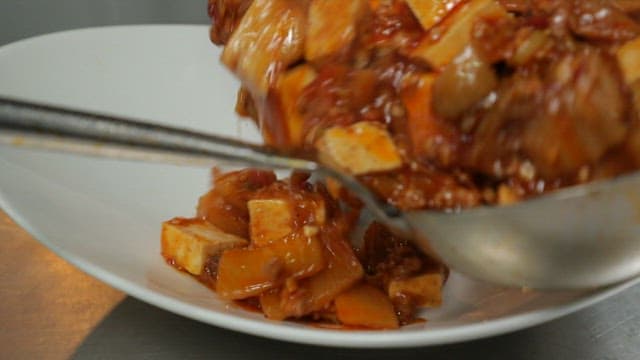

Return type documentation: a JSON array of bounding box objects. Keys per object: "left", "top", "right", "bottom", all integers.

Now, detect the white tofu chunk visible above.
[
  {"left": 248, "top": 197, "right": 326, "bottom": 246},
  {"left": 305, "top": 0, "right": 368, "bottom": 61},
  {"left": 221, "top": 0, "right": 306, "bottom": 96},
  {"left": 315, "top": 122, "right": 403, "bottom": 175},
  {"left": 161, "top": 218, "right": 248, "bottom": 276},
  {"left": 405, "top": 0, "right": 464, "bottom": 31},
  {"left": 248, "top": 199, "right": 294, "bottom": 246},
  {"left": 388, "top": 272, "right": 444, "bottom": 308}
]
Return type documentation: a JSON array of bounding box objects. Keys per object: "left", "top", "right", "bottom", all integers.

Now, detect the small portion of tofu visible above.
[
  {"left": 305, "top": 0, "right": 368, "bottom": 61},
  {"left": 388, "top": 272, "right": 444, "bottom": 308},
  {"left": 405, "top": 0, "right": 464, "bottom": 32},
  {"left": 248, "top": 199, "right": 294, "bottom": 246},
  {"left": 617, "top": 36, "right": 640, "bottom": 84},
  {"left": 221, "top": 0, "right": 307, "bottom": 96},
  {"left": 161, "top": 218, "right": 248, "bottom": 276},
  {"left": 248, "top": 197, "right": 326, "bottom": 246},
  {"left": 315, "top": 122, "right": 403, "bottom": 175},
  {"left": 411, "top": 0, "right": 506, "bottom": 69}
]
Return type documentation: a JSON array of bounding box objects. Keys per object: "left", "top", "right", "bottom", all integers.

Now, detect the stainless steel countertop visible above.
[{"left": 1, "top": 1, "right": 639, "bottom": 359}]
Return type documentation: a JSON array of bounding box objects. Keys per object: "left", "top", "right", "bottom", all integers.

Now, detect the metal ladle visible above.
[{"left": 1, "top": 97, "right": 639, "bottom": 289}]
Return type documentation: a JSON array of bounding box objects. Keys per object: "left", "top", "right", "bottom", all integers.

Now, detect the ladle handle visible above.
[
  {"left": 0, "top": 97, "right": 318, "bottom": 171},
  {"left": 0, "top": 97, "right": 410, "bottom": 235}
]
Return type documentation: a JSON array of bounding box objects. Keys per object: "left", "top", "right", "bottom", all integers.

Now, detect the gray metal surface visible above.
[{"left": 1, "top": 1, "right": 639, "bottom": 359}]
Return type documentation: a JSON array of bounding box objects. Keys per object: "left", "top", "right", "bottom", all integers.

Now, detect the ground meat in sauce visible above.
[{"left": 359, "top": 222, "right": 447, "bottom": 324}]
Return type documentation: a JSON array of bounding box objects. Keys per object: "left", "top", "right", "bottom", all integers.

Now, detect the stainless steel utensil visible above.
[{"left": 1, "top": 97, "right": 639, "bottom": 289}]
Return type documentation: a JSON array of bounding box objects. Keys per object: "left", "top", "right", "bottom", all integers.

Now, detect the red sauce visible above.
[
  {"left": 222, "top": 0, "right": 640, "bottom": 210},
  {"left": 186, "top": 0, "right": 640, "bottom": 329}
]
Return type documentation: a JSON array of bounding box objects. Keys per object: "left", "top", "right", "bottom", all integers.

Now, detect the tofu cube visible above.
[
  {"left": 305, "top": 0, "right": 368, "bottom": 61},
  {"left": 161, "top": 218, "right": 248, "bottom": 276},
  {"left": 248, "top": 199, "right": 294, "bottom": 246},
  {"left": 388, "top": 272, "right": 444, "bottom": 308},
  {"left": 405, "top": 0, "right": 464, "bottom": 31},
  {"left": 315, "top": 122, "right": 403, "bottom": 175},
  {"left": 411, "top": 0, "right": 507, "bottom": 69},
  {"left": 248, "top": 197, "right": 326, "bottom": 246}
]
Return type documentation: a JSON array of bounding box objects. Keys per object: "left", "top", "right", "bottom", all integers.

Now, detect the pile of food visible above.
[{"left": 161, "top": 0, "right": 640, "bottom": 329}]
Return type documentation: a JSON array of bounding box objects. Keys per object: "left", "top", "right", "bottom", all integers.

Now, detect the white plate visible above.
[{"left": 0, "top": 25, "right": 638, "bottom": 348}]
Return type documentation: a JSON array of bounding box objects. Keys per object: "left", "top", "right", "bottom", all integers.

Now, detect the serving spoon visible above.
[{"left": 1, "top": 96, "right": 639, "bottom": 290}]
